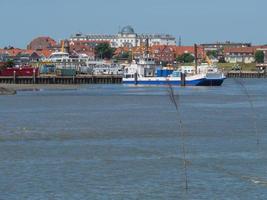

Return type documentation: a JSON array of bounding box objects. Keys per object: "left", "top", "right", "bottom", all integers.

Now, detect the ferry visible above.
[{"left": 123, "top": 58, "right": 226, "bottom": 86}]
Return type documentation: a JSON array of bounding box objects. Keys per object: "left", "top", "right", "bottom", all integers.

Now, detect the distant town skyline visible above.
[{"left": 1, "top": 0, "right": 267, "bottom": 48}]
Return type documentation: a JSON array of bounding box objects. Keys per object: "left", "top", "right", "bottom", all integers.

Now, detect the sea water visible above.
[{"left": 0, "top": 79, "right": 267, "bottom": 199}]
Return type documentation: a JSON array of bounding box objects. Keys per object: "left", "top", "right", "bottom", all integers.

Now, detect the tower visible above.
[{"left": 179, "top": 36, "right": 182, "bottom": 47}]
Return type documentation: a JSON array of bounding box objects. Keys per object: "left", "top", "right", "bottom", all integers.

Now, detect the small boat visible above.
[{"left": 122, "top": 58, "right": 226, "bottom": 86}]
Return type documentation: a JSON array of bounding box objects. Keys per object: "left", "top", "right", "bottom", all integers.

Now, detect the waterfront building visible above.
[
  {"left": 201, "top": 41, "right": 252, "bottom": 61},
  {"left": 0, "top": 52, "right": 9, "bottom": 62},
  {"left": 0, "top": 48, "right": 53, "bottom": 64},
  {"left": 27, "top": 36, "right": 57, "bottom": 50},
  {"left": 151, "top": 45, "right": 176, "bottom": 63},
  {"left": 175, "top": 46, "right": 205, "bottom": 59},
  {"left": 224, "top": 47, "right": 255, "bottom": 63},
  {"left": 201, "top": 41, "right": 251, "bottom": 52},
  {"left": 68, "top": 41, "right": 95, "bottom": 60},
  {"left": 69, "top": 25, "right": 176, "bottom": 48}
]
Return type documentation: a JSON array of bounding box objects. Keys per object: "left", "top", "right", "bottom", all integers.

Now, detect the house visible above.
[
  {"left": 151, "top": 45, "right": 176, "bottom": 63},
  {"left": 27, "top": 36, "right": 57, "bottom": 50},
  {"left": 14, "top": 51, "right": 42, "bottom": 64},
  {"left": 201, "top": 42, "right": 251, "bottom": 57},
  {"left": 224, "top": 47, "right": 255, "bottom": 63},
  {"left": 0, "top": 50, "right": 9, "bottom": 62},
  {"left": 69, "top": 40, "right": 96, "bottom": 60},
  {"left": 175, "top": 46, "right": 205, "bottom": 61}
]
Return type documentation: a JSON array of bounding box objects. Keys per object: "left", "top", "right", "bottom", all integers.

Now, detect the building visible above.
[
  {"left": 27, "top": 36, "right": 57, "bottom": 50},
  {"left": 175, "top": 46, "right": 205, "bottom": 58},
  {"left": 201, "top": 42, "right": 252, "bottom": 61},
  {"left": 151, "top": 45, "right": 176, "bottom": 63},
  {"left": 0, "top": 48, "right": 53, "bottom": 64},
  {"left": 224, "top": 47, "right": 255, "bottom": 63},
  {"left": 69, "top": 25, "right": 176, "bottom": 48},
  {"left": 201, "top": 41, "right": 251, "bottom": 52},
  {"left": 14, "top": 51, "right": 41, "bottom": 64},
  {"left": 0, "top": 51, "right": 9, "bottom": 62},
  {"left": 68, "top": 40, "right": 95, "bottom": 60}
]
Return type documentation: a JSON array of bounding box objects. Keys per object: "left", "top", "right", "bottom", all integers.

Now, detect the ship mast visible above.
[{"left": 194, "top": 44, "right": 198, "bottom": 74}]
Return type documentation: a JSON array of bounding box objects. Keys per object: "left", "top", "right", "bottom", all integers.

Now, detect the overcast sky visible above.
[{"left": 1, "top": 0, "right": 266, "bottom": 48}]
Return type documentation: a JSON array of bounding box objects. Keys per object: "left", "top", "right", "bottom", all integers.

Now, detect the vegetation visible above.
[
  {"left": 255, "top": 50, "right": 264, "bottom": 63},
  {"left": 176, "top": 53, "right": 195, "bottom": 63},
  {"left": 95, "top": 43, "right": 115, "bottom": 59},
  {"left": 115, "top": 51, "right": 132, "bottom": 62},
  {"left": 217, "top": 62, "right": 256, "bottom": 71},
  {"left": 206, "top": 50, "right": 218, "bottom": 58},
  {"left": 3, "top": 46, "right": 14, "bottom": 50},
  {"left": 5, "top": 60, "right": 15, "bottom": 68},
  {"left": 174, "top": 59, "right": 256, "bottom": 72},
  {"left": 218, "top": 57, "right": 226, "bottom": 63}
]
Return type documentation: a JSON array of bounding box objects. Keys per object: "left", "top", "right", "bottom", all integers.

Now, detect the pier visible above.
[
  {"left": 0, "top": 75, "right": 123, "bottom": 84},
  {"left": 226, "top": 71, "right": 267, "bottom": 78}
]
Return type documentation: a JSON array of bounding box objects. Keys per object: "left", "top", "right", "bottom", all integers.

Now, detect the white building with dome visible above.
[{"left": 69, "top": 26, "right": 176, "bottom": 48}]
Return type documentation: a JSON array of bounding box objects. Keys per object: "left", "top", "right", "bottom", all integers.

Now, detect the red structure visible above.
[{"left": 0, "top": 67, "right": 38, "bottom": 76}]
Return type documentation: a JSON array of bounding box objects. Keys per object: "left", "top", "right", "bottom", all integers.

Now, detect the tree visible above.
[
  {"left": 119, "top": 52, "right": 132, "bottom": 60},
  {"left": 176, "top": 53, "right": 195, "bottom": 63},
  {"left": 218, "top": 57, "right": 226, "bottom": 63},
  {"left": 5, "top": 60, "right": 15, "bottom": 68},
  {"left": 255, "top": 50, "right": 264, "bottom": 63},
  {"left": 95, "top": 43, "right": 115, "bottom": 59},
  {"left": 206, "top": 50, "right": 218, "bottom": 58}
]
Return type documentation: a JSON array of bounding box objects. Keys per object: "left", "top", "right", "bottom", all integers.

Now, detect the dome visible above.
[{"left": 120, "top": 26, "right": 135, "bottom": 34}]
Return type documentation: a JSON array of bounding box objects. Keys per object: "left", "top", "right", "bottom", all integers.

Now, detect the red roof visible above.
[
  {"left": 224, "top": 47, "right": 255, "bottom": 54},
  {"left": 36, "top": 49, "right": 53, "bottom": 58},
  {"left": 0, "top": 48, "right": 53, "bottom": 58}
]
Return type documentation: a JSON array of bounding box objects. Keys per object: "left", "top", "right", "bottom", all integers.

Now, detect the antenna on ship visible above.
[
  {"left": 194, "top": 44, "right": 198, "bottom": 74},
  {"left": 145, "top": 37, "right": 149, "bottom": 58}
]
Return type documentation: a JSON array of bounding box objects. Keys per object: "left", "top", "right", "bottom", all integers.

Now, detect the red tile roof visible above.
[{"left": 224, "top": 47, "right": 255, "bottom": 54}]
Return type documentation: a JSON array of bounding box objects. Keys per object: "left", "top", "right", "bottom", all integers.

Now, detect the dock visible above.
[
  {"left": 226, "top": 71, "right": 267, "bottom": 78},
  {"left": 0, "top": 75, "right": 123, "bottom": 84}
]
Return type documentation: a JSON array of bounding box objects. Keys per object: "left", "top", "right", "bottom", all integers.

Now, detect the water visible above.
[{"left": 0, "top": 79, "right": 267, "bottom": 199}]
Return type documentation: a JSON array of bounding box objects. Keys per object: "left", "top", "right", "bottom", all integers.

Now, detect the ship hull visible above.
[{"left": 122, "top": 77, "right": 225, "bottom": 86}]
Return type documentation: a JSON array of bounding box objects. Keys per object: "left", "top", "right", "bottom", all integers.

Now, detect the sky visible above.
[{"left": 1, "top": 0, "right": 267, "bottom": 48}]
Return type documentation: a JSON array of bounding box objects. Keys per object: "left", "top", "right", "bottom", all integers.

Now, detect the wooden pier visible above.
[
  {"left": 0, "top": 75, "right": 123, "bottom": 84},
  {"left": 226, "top": 71, "right": 267, "bottom": 78}
]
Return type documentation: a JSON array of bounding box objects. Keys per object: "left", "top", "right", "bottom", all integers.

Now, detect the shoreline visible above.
[{"left": 0, "top": 84, "right": 81, "bottom": 91}]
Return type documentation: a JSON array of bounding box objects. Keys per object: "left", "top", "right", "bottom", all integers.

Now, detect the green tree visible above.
[
  {"left": 206, "top": 50, "right": 218, "bottom": 58},
  {"left": 255, "top": 50, "right": 264, "bottom": 63},
  {"left": 5, "top": 60, "right": 15, "bottom": 68},
  {"left": 120, "top": 52, "right": 132, "bottom": 60},
  {"left": 176, "top": 53, "right": 195, "bottom": 63},
  {"left": 95, "top": 43, "right": 115, "bottom": 59},
  {"left": 218, "top": 57, "right": 226, "bottom": 63}
]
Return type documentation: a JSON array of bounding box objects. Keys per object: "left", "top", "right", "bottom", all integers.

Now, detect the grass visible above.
[
  {"left": 217, "top": 63, "right": 257, "bottom": 72},
  {"left": 174, "top": 62, "right": 257, "bottom": 72}
]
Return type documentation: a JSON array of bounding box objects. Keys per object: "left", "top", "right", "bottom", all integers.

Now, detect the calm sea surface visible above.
[{"left": 0, "top": 79, "right": 267, "bottom": 199}]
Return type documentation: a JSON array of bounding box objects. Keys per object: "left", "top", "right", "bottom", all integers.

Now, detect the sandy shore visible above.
[{"left": 0, "top": 84, "right": 81, "bottom": 91}]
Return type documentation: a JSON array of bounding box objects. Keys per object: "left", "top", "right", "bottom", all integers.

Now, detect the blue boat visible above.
[{"left": 123, "top": 59, "right": 226, "bottom": 86}]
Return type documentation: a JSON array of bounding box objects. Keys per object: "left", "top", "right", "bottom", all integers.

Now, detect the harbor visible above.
[
  {"left": 0, "top": 75, "right": 122, "bottom": 84},
  {"left": 0, "top": 72, "right": 266, "bottom": 86},
  {"left": 2, "top": 0, "right": 267, "bottom": 199},
  {"left": 0, "top": 70, "right": 266, "bottom": 86},
  {"left": 226, "top": 71, "right": 267, "bottom": 78}
]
